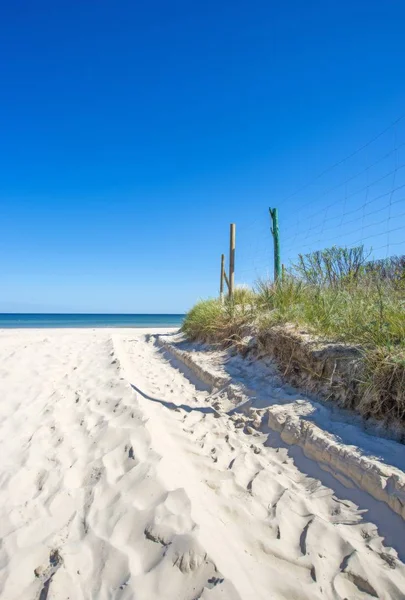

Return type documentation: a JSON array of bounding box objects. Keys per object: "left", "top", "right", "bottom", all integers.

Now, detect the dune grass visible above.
[
  {"left": 181, "top": 290, "right": 255, "bottom": 346},
  {"left": 182, "top": 264, "right": 405, "bottom": 423},
  {"left": 255, "top": 277, "right": 405, "bottom": 349},
  {"left": 183, "top": 277, "right": 405, "bottom": 350}
]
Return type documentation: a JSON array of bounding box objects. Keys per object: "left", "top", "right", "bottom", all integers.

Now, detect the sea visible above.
[{"left": 0, "top": 314, "right": 184, "bottom": 329}]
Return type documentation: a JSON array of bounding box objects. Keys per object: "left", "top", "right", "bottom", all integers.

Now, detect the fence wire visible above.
[{"left": 237, "top": 114, "right": 405, "bottom": 283}]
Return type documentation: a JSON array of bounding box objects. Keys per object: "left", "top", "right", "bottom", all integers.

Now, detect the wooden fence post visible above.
[
  {"left": 220, "top": 254, "right": 225, "bottom": 302},
  {"left": 229, "top": 223, "right": 235, "bottom": 300}
]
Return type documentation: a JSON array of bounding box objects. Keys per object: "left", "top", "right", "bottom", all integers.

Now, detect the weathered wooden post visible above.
[
  {"left": 229, "top": 223, "right": 235, "bottom": 300},
  {"left": 269, "top": 208, "right": 281, "bottom": 283},
  {"left": 220, "top": 254, "right": 225, "bottom": 302}
]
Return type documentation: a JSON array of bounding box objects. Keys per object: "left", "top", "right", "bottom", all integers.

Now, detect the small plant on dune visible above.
[
  {"left": 293, "top": 245, "right": 371, "bottom": 286},
  {"left": 365, "top": 255, "right": 405, "bottom": 289},
  {"left": 181, "top": 298, "right": 223, "bottom": 343},
  {"left": 232, "top": 285, "right": 256, "bottom": 312},
  {"left": 254, "top": 278, "right": 276, "bottom": 311},
  {"left": 182, "top": 286, "right": 255, "bottom": 346},
  {"left": 254, "top": 277, "right": 307, "bottom": 327}
]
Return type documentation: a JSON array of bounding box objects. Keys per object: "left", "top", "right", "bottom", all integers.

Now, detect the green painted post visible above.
[{"left": 269, "top": 208, "right": 281, "bottom": 283}]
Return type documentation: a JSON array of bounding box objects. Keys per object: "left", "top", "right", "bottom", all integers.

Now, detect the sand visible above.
[{"left": 1, "top": 328, "right": 405, "bottom": 599}]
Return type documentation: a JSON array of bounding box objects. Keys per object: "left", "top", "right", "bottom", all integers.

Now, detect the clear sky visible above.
[{"left": 1, "top": 1, "right": 405, "bottom": 313}]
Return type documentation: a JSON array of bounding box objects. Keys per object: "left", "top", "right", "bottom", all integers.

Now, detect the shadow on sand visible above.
[{"left": 130, "top": 383, "right": 220, "bottom": 416}]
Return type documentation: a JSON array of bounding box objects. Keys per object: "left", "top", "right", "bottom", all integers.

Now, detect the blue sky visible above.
[{"left": 1, "top": 1, "right": 405, "bottom": 313}]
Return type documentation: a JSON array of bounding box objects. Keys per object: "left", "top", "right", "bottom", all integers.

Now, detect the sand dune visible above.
[{"left": 0, "top": 328, "right": 404, "bottom": 599}]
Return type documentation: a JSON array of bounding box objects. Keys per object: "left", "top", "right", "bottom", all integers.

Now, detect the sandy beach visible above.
[{"left": 1, "top": 328, "right": 405, "bottom": 600}]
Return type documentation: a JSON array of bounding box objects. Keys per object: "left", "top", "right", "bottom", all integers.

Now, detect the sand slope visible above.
[{"left": 0, "top": 329, "right": 404, "bottom": 599}]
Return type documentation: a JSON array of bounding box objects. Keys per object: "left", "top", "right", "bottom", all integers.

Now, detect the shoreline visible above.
[
  {"left": 0, "top": 313, "right": 184, "bottom": 330},
  {"left": 0, "top": 326, "right": 179, "bottom": 333}
]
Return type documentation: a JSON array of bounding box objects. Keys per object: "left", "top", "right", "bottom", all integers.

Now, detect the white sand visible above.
[{"left": 1, "top": 328, "right": 405, "bottom": 599}]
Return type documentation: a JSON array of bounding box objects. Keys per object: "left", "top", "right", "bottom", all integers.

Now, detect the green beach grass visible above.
[{"left": 182, "top": 247, "right": 405, "bottom": 423}]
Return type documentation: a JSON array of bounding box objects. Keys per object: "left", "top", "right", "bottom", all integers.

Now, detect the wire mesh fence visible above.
[{"left": 236, "top": 114, "right": 405, "bottom": 285}]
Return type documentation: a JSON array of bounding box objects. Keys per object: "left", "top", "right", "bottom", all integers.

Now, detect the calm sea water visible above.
[{"left": 0, "top": 314, "right": 184, "bottom": 329}]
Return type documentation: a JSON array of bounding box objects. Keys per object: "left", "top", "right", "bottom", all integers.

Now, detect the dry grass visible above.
[{"left": 360, "top": 348, "right": 405, "bottom": 421}]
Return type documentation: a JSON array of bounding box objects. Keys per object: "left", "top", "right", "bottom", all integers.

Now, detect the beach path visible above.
[{"left": 0, "top": 328, "right": 404, "bottom": 600}]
